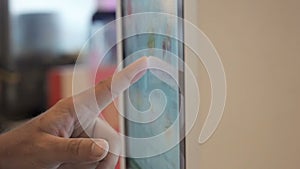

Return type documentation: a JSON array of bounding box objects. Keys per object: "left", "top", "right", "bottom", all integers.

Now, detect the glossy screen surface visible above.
[{"left": 122, "top": 1, "right": 184, "bottom": 169}]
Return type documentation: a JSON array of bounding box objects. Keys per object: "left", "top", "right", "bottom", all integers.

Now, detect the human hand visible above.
[{"left": 0, "top": 56, "right": 149, "bottom": 169}]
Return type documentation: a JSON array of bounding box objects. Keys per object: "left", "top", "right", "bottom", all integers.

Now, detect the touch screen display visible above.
[{"left": 121, "top": 1, "right": 184, "bottom": 169}]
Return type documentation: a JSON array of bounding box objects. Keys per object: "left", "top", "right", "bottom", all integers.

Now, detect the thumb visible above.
[{"left": 52, "top": 137, "right": 109, "bottom": 163}]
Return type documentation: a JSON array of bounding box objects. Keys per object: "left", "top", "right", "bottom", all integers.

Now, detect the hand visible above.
[{"left": 0, "top": 56, "right": 149, "bottom": 169}]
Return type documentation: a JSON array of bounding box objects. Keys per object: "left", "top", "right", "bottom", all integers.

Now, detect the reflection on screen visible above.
[{"left": 122, "top": 1, "right": 183, "bottom": 169}]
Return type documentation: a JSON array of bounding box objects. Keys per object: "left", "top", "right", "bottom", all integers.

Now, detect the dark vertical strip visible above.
[
  {"left": 0, "top": 0, "right": 10, "bottom": 68},
  {"left": 0, "top": 0, "right": 10, "bottom": 114},
  {"left": 178, "top": 1, "right": 186, "bottom": 169}
]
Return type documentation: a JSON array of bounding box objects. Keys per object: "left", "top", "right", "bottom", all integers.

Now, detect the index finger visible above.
[
  {"left": 96, "top": 56, "right": 149, "bottom": 110},
  {"left": 72, "top": 56, "right": 149, "bottom": 123}
]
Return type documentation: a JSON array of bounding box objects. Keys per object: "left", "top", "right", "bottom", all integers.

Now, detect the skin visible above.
[{"left": 0, "top": 57, "right": 149, "bottom": 169}]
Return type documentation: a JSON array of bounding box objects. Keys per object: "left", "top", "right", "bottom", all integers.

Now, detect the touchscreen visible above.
[{"left": 122, "top": 1, "right": 184, "bottom": 169}]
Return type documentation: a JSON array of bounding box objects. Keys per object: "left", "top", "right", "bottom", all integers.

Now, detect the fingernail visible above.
[{"left": 93, "top": 139, "right": 109, "bottom": 160}]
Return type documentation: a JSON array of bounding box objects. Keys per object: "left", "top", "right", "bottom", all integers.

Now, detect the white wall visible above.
[{"left": 186, "top": 0, "right": 300, "bottom": 168}]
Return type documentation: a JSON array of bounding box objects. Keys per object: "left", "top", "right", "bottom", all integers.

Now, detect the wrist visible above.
[
  {"left": 0, "top": 133, "right": 14, "bottom": 169},
  {"left": 0, "top": 134, "right": 7, "bottom": 168}
]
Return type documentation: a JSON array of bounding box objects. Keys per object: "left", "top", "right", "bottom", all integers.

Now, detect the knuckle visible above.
[
  {"left": 87, "top": 141, "right": 102, "bottom": 161},
  {"left": 67, "top": 139, "right": 82, "bottom": 157},
  {"left": 89, "top": 141, "right": 96, "bottom": 153},
  {"left": 99, "top": 78, "right": 112, "bottom": 94},
  {"left": 96, "top": 78, "right": 113, "bottom": 98}
]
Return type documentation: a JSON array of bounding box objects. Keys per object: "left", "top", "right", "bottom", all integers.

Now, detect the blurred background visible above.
[
  {"left": 0, "top": 0, "right": 300, "bottom": 169},
  {"left": 0, "top": 0, "right": 118, "bottom": 129}
]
